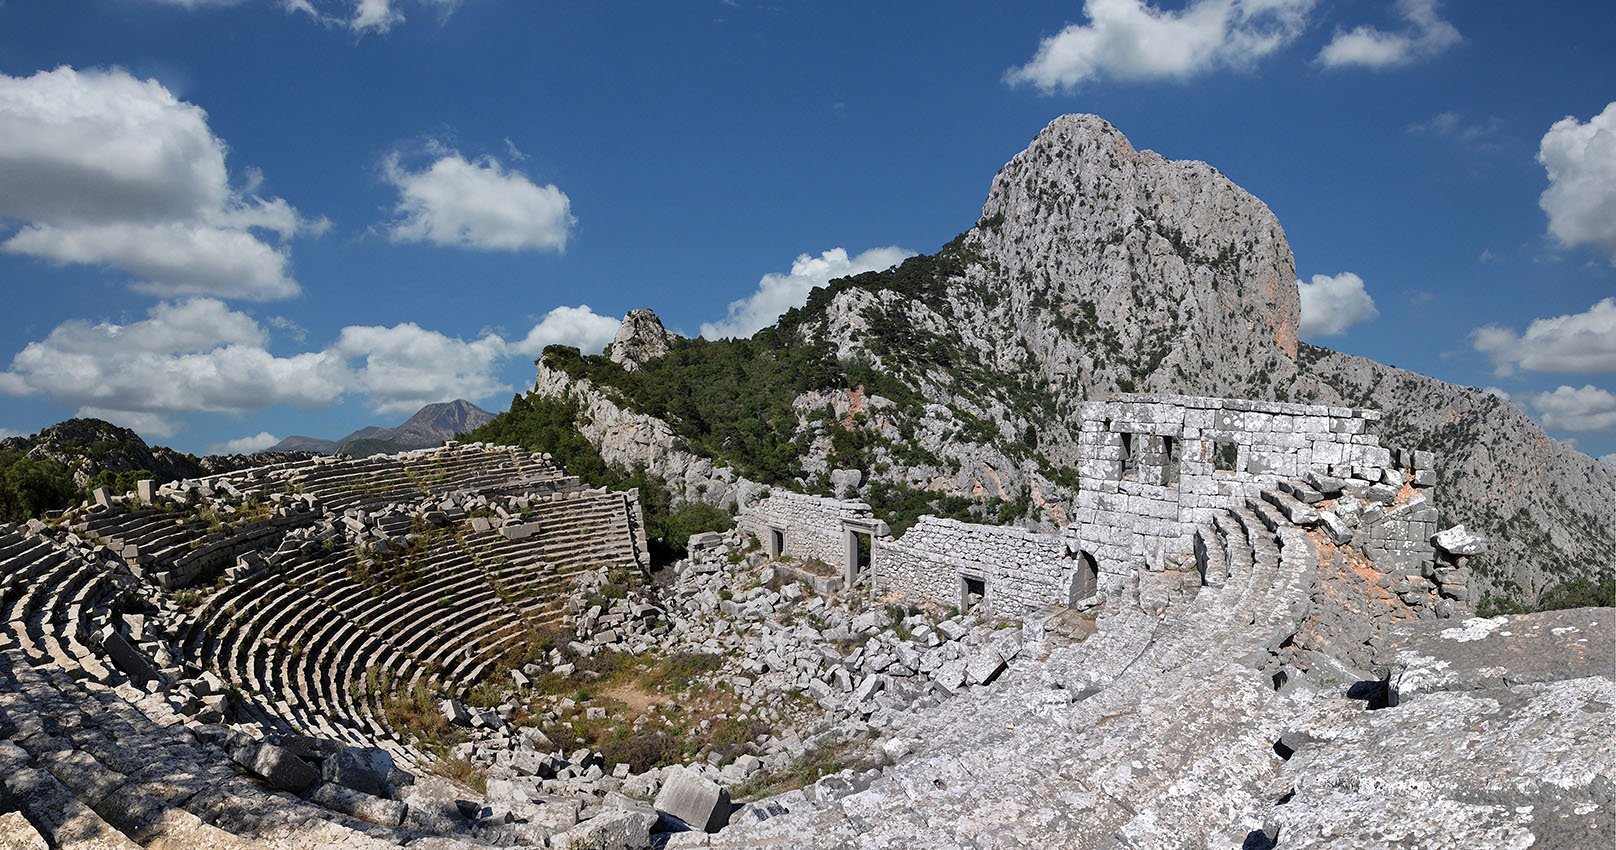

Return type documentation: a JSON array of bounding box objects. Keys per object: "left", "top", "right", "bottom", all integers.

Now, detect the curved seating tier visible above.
[
  {"left": 0, "top": 526, "right": 481, "bottom": 849},
  {"left": 275, "top": 444, "right": 580, "bottom": 515},
  {"left": 178, "top": 490, "right": 643, "bottom": 764},
  {"left": 708, "top": 483, "right": 1327, "bottom": 850}
]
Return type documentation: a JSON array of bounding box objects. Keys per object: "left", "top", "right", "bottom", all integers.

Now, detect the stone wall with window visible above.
[
  {"left": 1072, "top": 393, "right": 1394, "bottom": 576},
  {"left": 740, "top": 490, "right": 885, "bottom": 568},
  {"left": 874, "top": 516, "right": 1080, "bottom": 618}
]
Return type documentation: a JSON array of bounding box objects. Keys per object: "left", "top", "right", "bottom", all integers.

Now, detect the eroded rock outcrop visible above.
[{"left": 606, "top": 309, "right": 676, "bottom": 372}]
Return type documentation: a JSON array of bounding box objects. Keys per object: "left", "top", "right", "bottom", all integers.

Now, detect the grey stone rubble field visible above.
[
  {"left": 449, "top": 526, "right": 1035, "bottom": 845},
  {"left": 690, "top": 521, "right": 1613, "bottom": 849}
]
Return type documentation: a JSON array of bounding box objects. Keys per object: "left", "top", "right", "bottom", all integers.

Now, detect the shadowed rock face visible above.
[{"left": 4, "top": 418, "right": 205, "bottom": 487}]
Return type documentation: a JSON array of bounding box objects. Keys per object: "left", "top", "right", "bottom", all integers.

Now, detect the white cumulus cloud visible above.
[
  {"left": 700, "top": 246, "right": 914, "bottom": 340},
  {"left": 0, "top": 299, "right": 350, "bottom": 432},
  {"left": 332, "top": 323, "right": 508, "bottom": 415},
  {"left": 1005, "top": 0, "right": 1314, "bottom": 92},
  {"left": 382, "top": 148, "right": 573, "bottom": 252},
  {"left": 1472, "top": 298, "right": 1616, "bottom": 377},
  {"left": 0, "top": 66, "right": 323, "bottom": 300},
  {"left": 1601, "top": 453, "right": 1616, "bottom": 467},
  {"left": 209, "top": 432, "right": 281, "bottom": 455},
  {"left": 281, "top": 0, "right": 462, "bottom": 33},
  {"left": 1317, "top": 0, "right": 1460, "bottom": 69},
  {"left": 1532, "top": 385, "right": 1616, "bottom": 432},
  {"left": 143, "top": 0, "right": 245, "bottom": 8},
  {"left": 1, "top": 297, "right": 630, "bottom": 427},
  {"left": 1297, "top": 272, "right": 1379, "bottom": 339},
  {"left": 511, "top": 305, "right": 622, "bottom": 357},
  {"left": 1538, "top": 101, "right": 1616, "bottom": 262}
]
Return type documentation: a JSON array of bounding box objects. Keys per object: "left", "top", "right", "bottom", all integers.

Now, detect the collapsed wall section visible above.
[{"left": 1072, "top": 394, "right": 1393, "bottom": 575}]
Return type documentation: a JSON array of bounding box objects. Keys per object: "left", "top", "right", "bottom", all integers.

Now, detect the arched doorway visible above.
[{"left": 1067, "top": 551, "right": 1099, "bottom": 605}]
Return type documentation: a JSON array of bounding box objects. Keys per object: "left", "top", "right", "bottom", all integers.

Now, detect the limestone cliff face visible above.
[
  {"left": 532, "top": 359, "right": 757, "bottom": 509},
  {"left": 1295, "top": 348, "right": 1616, "bottom": 605},
  {"left": 811, "top": 114, "right": 1303, "bottom": 402}
]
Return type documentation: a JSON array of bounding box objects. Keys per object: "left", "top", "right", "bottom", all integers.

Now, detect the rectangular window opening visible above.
[
  {"left": 1164, "top": 435, "right": 1182, "bottom": 486},
  {"left": 1120, "top": 432, "right": 1139, "bottom": 481}
]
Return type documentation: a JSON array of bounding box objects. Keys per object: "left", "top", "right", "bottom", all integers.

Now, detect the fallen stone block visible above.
[
  {"left": 964, "top": 647, "right": 1006, "bottom": 686},
  {"left": 234, "top": 742, "right": 319, "bottom": 794},
  {"left": 323, "top": 746, "right": 394, "bottom": 797},
  {"left": 653, "top": 765, "right": 731, "bottom": 833},
  {"left": 440, "top": 699, "right": 471, "bottom": 726},
  {"left": 0, "top": 811, "right": 47, "bottom": 850},
  {"left": 1317, "top": 511, "right": 1354, "bottom": 546},
  {"left": 308, "top": 781, "right": 406, "bottom": 828},
  {"left": 97, "top": 627, "right": 162, "bottom": 689},
  {"left": 1365, "top": 483, "right": 1399, "bottom": 505},
  {"left": 933, "top": 658, "right": 967, "bottom": 694},
  {"left": 687, "top": 531, "right": 723, "bottom": 551},
  {"left": 1432, "top": 524, "right": 1487, "bottom": 556}
]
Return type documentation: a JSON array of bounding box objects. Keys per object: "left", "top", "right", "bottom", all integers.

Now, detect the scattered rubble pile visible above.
[
  {"left": 443, "top": 528, "right": 1030, "bottom": 846},
  {"left": 697, "top": 468, "right": 1615, "bottom": 849}
]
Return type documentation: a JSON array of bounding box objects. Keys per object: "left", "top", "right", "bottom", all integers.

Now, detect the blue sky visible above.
[{"left": 0, "top": 1, "right": 1613, "bottom": 462}]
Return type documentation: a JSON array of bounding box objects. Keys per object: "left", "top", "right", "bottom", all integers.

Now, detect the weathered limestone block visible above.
[
  {"left": 96, "top": 627, "right": 162, "bottom": 689},
  {"left": 1432, "top": 524, "right": 1487, "bottom": 556},
  {"left": 1317, "top": 510, "right": 1354, "bottom": 546},
  {"left": 654, "top": 766, "right": 731, "bottom": 833},
  {"left": 233, "top": 742, "right": 320, "bottom": 793},
  {"left": 0, "top": 812, "right": 47, "bottom": 850},
  {"left": 964, "top": 646, "right": 1006, "bottom": 686},
  {"left": 551, "top": 808, "right": 657, "bottom": 850},
  {"left": 308, "top": 781, "right": 407, "bottom": 828},
  {"left": 322, "top": 746, "right": 394, "bottom": 796}
]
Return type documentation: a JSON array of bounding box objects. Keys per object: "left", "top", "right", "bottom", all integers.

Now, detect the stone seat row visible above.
[
  {"left": 0, "top": 527, "right": 493, "bottom": 848},
  {"left": 176, "top": 491, "right": 642, "bottom": 761},
  {"left": 0, "top": 650, "right": 472, "bottom": 848},
  {"left": 279, "top": 447, "right": 574, "bottom": 514}
]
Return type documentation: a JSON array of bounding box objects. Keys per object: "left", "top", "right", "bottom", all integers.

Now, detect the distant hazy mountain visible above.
[{"left": 270, "top": 400, "right": 494, "bottom": 458}]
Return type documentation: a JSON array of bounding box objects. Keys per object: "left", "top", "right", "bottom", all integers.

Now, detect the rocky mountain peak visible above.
[
  {"left": 968, "top": 113, "right": 1300, "bottom": 383},
  {"left": 15, "top": 417, "right": 204, "bottom": 487},
  {"left": 607, "top": 309, "right": 676, "bottom": 372},
  {"left": 396, "top": 399, "right": 493, "bottom": 442}
]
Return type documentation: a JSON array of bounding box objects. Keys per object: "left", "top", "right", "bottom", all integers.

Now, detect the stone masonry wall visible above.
[
  {"left": 1071, "top": 394, "right": 1395, "bottom": 575},
  {"left": 876, "top": 516, "right": 1078, "bottom": 618},
  {"left": 741, "top": 491, "right": 884, "bottom": 568}
]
